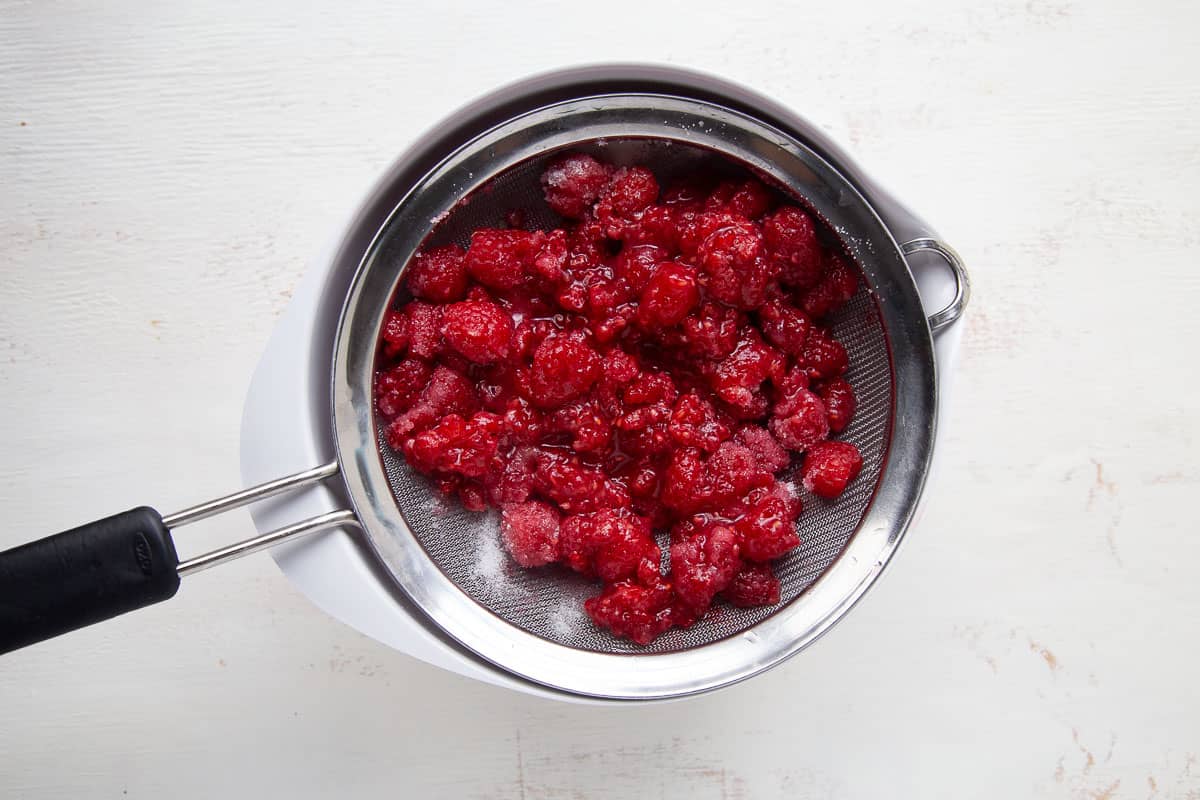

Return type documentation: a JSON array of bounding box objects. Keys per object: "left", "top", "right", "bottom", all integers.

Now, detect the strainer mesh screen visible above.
[{"left": 374, "top": 140, "right": 892, "bottom": 654}]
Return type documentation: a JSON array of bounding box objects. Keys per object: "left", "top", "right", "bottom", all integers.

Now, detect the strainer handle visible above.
[
  {"left": 901, "top": 238, "right": 971, "bottom": 333},
  {"left": 0, "top": 462, "right": 356, "bottom": 655}
]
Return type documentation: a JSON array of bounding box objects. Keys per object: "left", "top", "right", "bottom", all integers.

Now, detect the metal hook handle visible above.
[
  {"left": 166, "top": 462, "right": 359, "bottom": 577},
  {"left": 901, "top": 238, "right": 971, "bottom": 334}
]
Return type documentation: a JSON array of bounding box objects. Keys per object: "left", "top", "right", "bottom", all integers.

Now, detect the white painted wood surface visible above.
[{"left": 2, "top": 1, "right": 1197, "bottom": 797}]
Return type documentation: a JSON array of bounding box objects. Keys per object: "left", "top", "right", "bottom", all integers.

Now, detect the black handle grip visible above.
[{"left": 0, "top": 507, "right": 180, "bottom": 654}]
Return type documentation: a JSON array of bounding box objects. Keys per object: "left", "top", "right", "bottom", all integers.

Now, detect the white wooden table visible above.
[{"left": 2, "top": 1, "right": 1197, "bottom": 797}]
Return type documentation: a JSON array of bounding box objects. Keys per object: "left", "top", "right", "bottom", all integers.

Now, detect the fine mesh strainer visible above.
[{"left": 0, "top": 88, "right": 968, "bottom": 700}]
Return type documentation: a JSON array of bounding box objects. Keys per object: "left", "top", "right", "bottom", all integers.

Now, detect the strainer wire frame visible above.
[{"left": 325, "top": 94, "right": 940, "bottom": 700}]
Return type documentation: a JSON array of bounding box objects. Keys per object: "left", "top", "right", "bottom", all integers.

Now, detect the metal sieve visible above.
[{"left": 0, "top": 86, "right": 968, "bottom": 701}]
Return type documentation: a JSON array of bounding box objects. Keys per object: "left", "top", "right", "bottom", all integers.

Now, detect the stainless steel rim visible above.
[{"left": 330, "top": 94, "right": 938, "bottom": 699}]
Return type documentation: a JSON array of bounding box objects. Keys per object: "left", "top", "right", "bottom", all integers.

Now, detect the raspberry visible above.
[
  {"left": 381, "top": 310, "right": 409, "bottom": 358},
  {"left": 763, "top": 206, "right": 823, "bottom": 289},
  {"left": 541, "top": 153, "right": 612, "bottom": 219},
  {"left": 661, "top": 447, "right": 714, "bottom": 515},
  {"left": 385, "top": 365, "right": 478, "bottom": 446},
  {"left": 596, "top": 166, "right": 659, "bottom": 226},
  {"left": 529, "top": 229, "right": 569, "bottom": 287},
  {"left": 707, "top": 440, "right": 774, "bottom": 506},
  {"left": 464, "top": 229, "right": 541, "bottom": 290},
  {"left": 668, "top": 392, "right": 731, "bottom": 453},
  {"left": 722, "top": 562, "right": 781, "bottom": 607},
  {"left": 678, "top": 210, "right": 743, "bottom": 258},
  {"left": 559, "top": 508, "right": 659, "bottom": 582},
  {"left": 511, "top": 317, "right": 557, "bottom": 361},
  {"left": 584, "top": 578, "right": 675, "bottom": 645},
  {"left": 403, "top": 411, "right": 503, "bottom": 479},
  {"left": 615, "top": 402, "right": 673, "bottom": 458},
  {"left": 705, "top": 179, "right": 773, "bottom": 220},
  {"left": 769, "top": 388, "right": 829, "bottom": 452},
  {"left": 528, "top": 333, "right": 603, "bottom": 409},
  {"left": 617, "top": 205, "right": 680, "bottom": 251},
  {"left": 491, "top": 446, "right": 538, "bottom": 505},
  {"left": 775, "top": 364, "right": 811, "bottom": 398},
  {"left": 406, "top": 245, "right": 468, "bottom": 302},
  {"left": 677, "top": 302, "right": 743, "bottom": 359},
  {"left": 533, "top": 450, "right": 630, "bottom": 513},
  {"left": 548, "top": 398, "right": 613, "bottom": 453},
  {"left": 816, "top": 378, "right": 856, "bottom": 433},
  {"left": 375, "top": 358, "right": 433, "bottom": 418},
  {"left": 613, "top": 243, "right": 670, "bottom": 292},
  {"left": 802, "top": 441, "right": 863, "bottom": 499},
  {"left": 500, "top": 500, "right": 561, "bottom": 567},
  {"left": 734, "top": 425, "right": 790, "bottom": 472},
  {"left": 670, "top": 523, "right": 741, "bottom": 614},
  {"left": 710, "top": 332, "right": 786, "bottom": 418},
  {"left": 441, "top": 299, "right": 513, "bottom": 364},
  {"left": 697, "top": 220, "right": 774, "bottom": 309},
  {"left": 758, "top": 299, "right": 812, "bottom": 356},
  {"left": 404, "top": 301, "right": 444, "bottom": 360},
  {"left": 624, "top": 371, "right": 678, "bottom": 406},
  {"left": 501, "top": 397, "right": 545, "bottom": 445},
  {"left": 802, "top": 254, "right": 858, "bottom": 319},
  {"left": 801, "top": 327, "right": 849, "bottom": 380},
  {"left": 636, "top": 262, "right": 699, "bottom": 330},
  {"left": 735, "top": 493, "right": 801, "bottom": 562}
]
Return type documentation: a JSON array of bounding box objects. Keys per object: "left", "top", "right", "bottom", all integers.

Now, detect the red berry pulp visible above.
[{"left": 374, "top": 152, "right": 865, "bottom": 644}]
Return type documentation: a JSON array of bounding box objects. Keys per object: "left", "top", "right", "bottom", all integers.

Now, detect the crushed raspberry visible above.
[
  {"left": 403, "top": 411, "right": 502, "bottom": 479},
  {"left": 676, "top": 301, "right": 743, "bottom": 359},
  {"left": 802, "top": 441, "right": 863, "bottom": 499},
  {"left": 723, "top": 562, "right": 781, "bottom": 607},
  {"left": 763, "top": 206, "right": 824, "bottom": 290},
  {"left": 802, "top": 254, "right": 858, "bottom": 319},
  {"left": 697, "top": 220, "right": 775, "bottom": 309},
  {"left": 635, "top": 262, "right": 699, "bottom": 330},
  {"left": 407, "top": 245, "right": 468, "bottom": 302},
  {"left": 801, "top": 327, "right": 849, "bottom": 380},
  {"left": 734, "top": 425, "right": 790, "bottom": 472},
  {"left": 584, "top": 578, "right": 675, "bottom": 645},
  {"left": 533, "top": 450, "right": 630, "bottom": 514},
  {"left": 596, "top": 166, "right": 659, "bottom": 229},
  {"left": 669, "top": 392, "right": 732, "bottom": 453},
  {"left": 377, "top": 153, "right": 864, "bottom": 643},
  {"left": 817, "top": 378, "right": 856, "bottom": 433},
  {"left": 559, "top": 508, "right": 659, "bottom": 582},
  {"left": 706, "top": 179, "right": 773, "bottom": 220},
  {"left": 759, "top": 298, "right": 812, "bottom": 356},
  {"left": 464, "top": 229, "right": 542, "bottom": 290},
  {"left": 710, "top": 332, "right": 785, "bottom": 418},
  {"left": 376, "top": 358, "right": 433, "bottom": 418},
  {"left": 501, "top": 500, "right": 561, "bottom": 567},
  {"left": 548, "top": 398, "right": 613, "bottom": 453},
  {"left": 441, "top": 299, "right": 513, "bottom": 364},
  {"left": 735, "top": 493, "right": 801, "bottom": 562},
  {"left": 614, "top": 243, "right": 670, "bottom": 292},
  {"left": 385, "top": 365, "right": 478, "bottom": 447},
  {"left": 670, "top": 523, "right": 741, "bottom": 614},
  {"left": 541, "top": 153, "right": 612, "bottom": 219},
  {"left": 769, "top": 387, "right": 829, "bottom": 452}
]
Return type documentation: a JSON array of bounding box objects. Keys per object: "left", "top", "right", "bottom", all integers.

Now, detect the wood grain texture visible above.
[{"left": 2, "top": 0, "right": 1198, "bottom": 797}]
